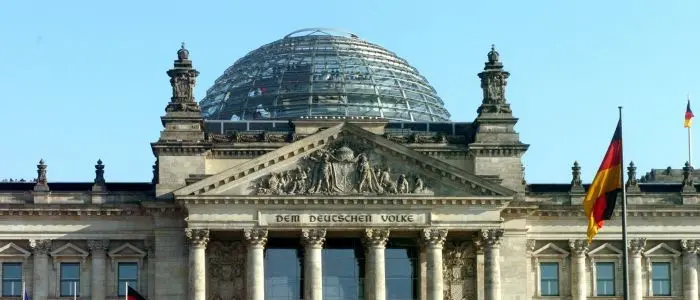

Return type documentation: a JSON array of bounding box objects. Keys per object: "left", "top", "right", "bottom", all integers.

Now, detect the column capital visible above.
[
  {"left": 480, "top": 228, "right": 504, "bottom": 248},
  {"left": 421, "top": 228, "right": 448, "bottom": 247},
  {"left": 681, "top": 239, "right": 700, "bottom": 254},
  {"left": 88, "top": 240, "right": 110, "bottom": 255},
  {"left": 244, "top": 228, "right": 268, "bottom": 248},
  {"left": 568, "top": 239, "right": 588, "bottom": 256},
  {"left": 186, "top": 228, "right": 210, "bottom": 249},
  {"left": 29, "top": 239, "right": 52, "bottom": 255},
  {"left": 363, "top": 228, "right": 390, "bottom": 248},
  {"left": 628, "top": 238, "right": 647, "bottom": 255},
  {"left": 301, "top": 228, "right": 326, "bottom": 248}
]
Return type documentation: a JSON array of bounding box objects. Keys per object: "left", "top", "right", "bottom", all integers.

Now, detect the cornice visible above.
[
  {"left": 503, "top": 203, "right": 700, "bottom": 218},
  {"left": 0, "top": 204, "right": 182, "bottom": 217},
  {"left": 150, "top": 142, "right": 211, "bottom": 155},
  {"left": 176, "top": 195, "right": 511, "bottom": 207}
]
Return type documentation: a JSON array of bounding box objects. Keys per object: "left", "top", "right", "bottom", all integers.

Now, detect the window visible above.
[
  {"left": 539, "top": 262, "right": 559, "bottom": 296},
  {"left": 385, "top": 240, "right": 418, "bottom": 300},
  {"left": 1, "top": 263, "right": 22, "bottom": 297},
  {"left": 60, "top": 263, "right": 80, "bottom": 297},
  {"left": 322, "top": 239, "right": 365, "bottom": 300},
  {"left": 264, "top": 239, "right": 303, "bottom": 300},
  {"left": 596, "top": 262, "right": 615, "bottom": 296},
  {"left": 117, "top": 263, "right": 138, "bottom": 296},
  {"left": 652, "top": 262, "right": 671, "bottom": 296}
]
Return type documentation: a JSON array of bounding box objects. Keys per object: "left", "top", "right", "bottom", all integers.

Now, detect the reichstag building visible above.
[{"left": 1, "top": 28, "right": 698, "bottom": 300}]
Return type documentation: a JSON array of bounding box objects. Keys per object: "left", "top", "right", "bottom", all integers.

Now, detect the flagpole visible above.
[
  {"left": 689, "top": 94, "right": 693, "bottom": 167},
  {"left": 22, "top": 281, "right": 25, "bottom": 300},
  {"left": 619, "top": 106, "right": 630, "bottom": 300},
  {"left": 73, "top": 282, "right": 77, "bottom": 300},
  {"left": 125, "top": 282, "right": 128, "bottom": 300}
]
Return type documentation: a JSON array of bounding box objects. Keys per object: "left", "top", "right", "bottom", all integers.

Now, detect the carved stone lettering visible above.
[
  {"left": 253, "top": 144, "right": 433, "bottom": 196},
  {"left": 260, "top": 212, "right": 426, "bottom": 226}
]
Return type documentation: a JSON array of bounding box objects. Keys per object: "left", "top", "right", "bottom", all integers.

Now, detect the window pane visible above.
[
  {"left": 652, "top": 262, "right": 671, "bottom": 296},
  {"left": 540, "top": 263, "right": 559, "bottom": 296},
  {"left": 385, "top": 241, "right": 418, "bottom": 300},
  {"left": 264, "top": 246, "right": 302, "bottom": 300},
  {"left": 60, "top": 263, "right": 80, "bottom": 297},
  {"left": 117, "top": 263, "right": 138, "bottom": 296},
  {"left": 596, "top": 262, "right": 615, "bottom": 296},
  {"left": 322, "top": 239, "right": 364, "bottom": 300},
  {"left": 2, "top": 263, "right": 22, "bottom": 296}
]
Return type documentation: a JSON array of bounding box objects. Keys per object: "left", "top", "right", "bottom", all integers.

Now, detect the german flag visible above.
[
  {"left": 127, "top": 286, "right": 147, "bottom": 300},
  {"left": 685, "top": 99, "right": 694, "bottom": 128},
  {"left": 583, "top": 120, "right": 623, "bottom": 243}
]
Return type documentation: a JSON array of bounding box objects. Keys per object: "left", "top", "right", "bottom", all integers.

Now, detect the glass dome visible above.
[{"left": 199, "top": 28, "right": 451, "bottom": 122}]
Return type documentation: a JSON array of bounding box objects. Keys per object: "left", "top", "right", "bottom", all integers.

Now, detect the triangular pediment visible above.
[
  {"left": 644, "top": 243, "right": 681, "bottom": 257},
  {"left": 174, "top": 122, "right": 515, "bottom": 198},
  {"left": 532, "top": 243, "right": 569, "bottom": 258},
  {"left": 0, "top": 243, "right": 31, "bottom": 258},
  {"left": 588, "top": 243, "right": 623, "bottom": 257},
  {"left": 108, "top": 243, "right": 146, "bottom": 258},
  {"left": 50, "top": 243, "right": 88, "bottom": 258}
]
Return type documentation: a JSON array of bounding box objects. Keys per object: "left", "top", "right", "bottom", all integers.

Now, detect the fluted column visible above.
[
  {"left": 363, "top": 229, "right": 390, "bottom": 300},
  {"left": 88, "top": 240, "right": 110, "bottom": 300},
  {"left": 629, "top": 238, "right": 646, "bottom": 300},
  {"left": 30, "top": 239, "right": 51, "bottom": 300},
  {"left": 185, "top": 229, "right": 210, "bottom": 300},
  {"left": 422, "top": 228, "right": 447, "bottom": 300},
  {"left": 302, "top": 229, "right": 326, "bottom": 300},
  {"left": 569, "top": 239, "right": 588, "bottom": 300},
  {"left": 481, "top": 229, "right": 503, "bottom": 300},
  {"left": 682, "top": 240, "right": 700, "bottom": 300},
  {"left": 244, "top": 228, "right": 268, "bottom": 300}
]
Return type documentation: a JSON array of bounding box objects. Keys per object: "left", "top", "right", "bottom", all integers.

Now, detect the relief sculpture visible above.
[
  {"left": 443, "top": 241, "right": 477, "bottom": 300},
  {"left": 207, "top": 241, "right": 245, "bottom": 300},
  {"left": 254, "top": 145, "right": 433, "bottom": 195}
]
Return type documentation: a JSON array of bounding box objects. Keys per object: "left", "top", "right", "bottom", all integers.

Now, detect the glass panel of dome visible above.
[{"left": 223, "top": 122, "right": 247, "bottom": 132}]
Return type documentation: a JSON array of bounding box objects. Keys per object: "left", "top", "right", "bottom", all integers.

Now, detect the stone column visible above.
[
  {"left": 185, "top": 229, "right": 210, "bottom": 300},
  {"left": 244, "top": 228, "right": 268, "bottom": 300},
  {"left": 629, "top": 238, "right": 647, "bottom": 300},
  {"left": 88, "top": 240, "right": 110, "bottom": 300},
  {"left": 422, "top": 228, "right": 447, "bottom": 300},
  {"left": 481, "top": 229, "right": 504, "bottom": 300},
  {"left": 569, "top": 239, "right": 588, "bottom": 300},
  {"left": 363, "top": 229, "right": 390, "bottom": 300},
  {"left": 30, "top": 239, "right": 51, "bottom": 300},
  {"left": 302, "top": 229, "right": 326, "bottom": 300},
  {"left": 682, "top": 240, "right": 700, "bottom": 300}
]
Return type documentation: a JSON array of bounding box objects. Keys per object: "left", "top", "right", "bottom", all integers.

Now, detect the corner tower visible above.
[
  {"left": 469, "top": 46, "right": 529, "bottom": 193},
  {"left": 151, "top": 43, "right": 207, "bottom": 198}
]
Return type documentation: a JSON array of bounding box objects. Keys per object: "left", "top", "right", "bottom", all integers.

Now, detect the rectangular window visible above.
[
  {"left": 652, "top": 262, "right": 671, "bottom": 296},
  {"left": 596, "top": 262, "right": 615, "bottom": 296},
  {"left": 1, "top": 263, "right": 22, "bottom": 297},
  {"left": 540, "top": 262, "right": 559, "bottom": 296},
  {"left": 117, "top": 262, "right": 138, "bottom": 296},
  {"left": 60, "top": 263, "right": 80, "bottom": 297}
]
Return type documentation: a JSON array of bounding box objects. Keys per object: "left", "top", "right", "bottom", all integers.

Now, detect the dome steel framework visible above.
[{"left": 199, "top": 28, "right": 451, "bottom": 122}]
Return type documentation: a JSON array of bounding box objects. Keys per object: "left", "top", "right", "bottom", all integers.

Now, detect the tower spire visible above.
[{"left": 477, "top": 44, "right": 512, "bottom": 115}]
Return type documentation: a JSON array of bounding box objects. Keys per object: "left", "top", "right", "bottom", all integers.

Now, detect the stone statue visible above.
[
  {"left": 172, "top": 73, "right": 192, "bottom": 99},
  {"left": 177, "top": 42, "right": 190, "bottom": 60},
  {"left": 397, "top": 174, "right": 409, "bottom": 193},
  {"left": 308, "top": 150, "right": 341, "bottom": 194},
  {"left": 356, "top": 153, "right": 378, "bottom": 193},
  {"left": 412, "top": 177, "right": 424, "bottom": 193},
  {"left": 486, "top": 75, "right": 505, "bottom": 103}
]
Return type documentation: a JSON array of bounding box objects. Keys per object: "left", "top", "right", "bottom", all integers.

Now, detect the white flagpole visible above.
[
  {"left": 21, "top": 281, "right": 25, "bottom": 299},
  {"left": 689, "top": 93, "right": 693, "bottom": 167},
  {"left": 73, "top": 282, "right": 77, "bottom": 300},
  {"left": 125, "top": 282, "right": 128, "bottom": 300}
]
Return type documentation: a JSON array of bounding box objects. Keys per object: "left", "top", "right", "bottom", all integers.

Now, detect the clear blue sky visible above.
[{"left": 0, "top": 0, "right": 698, "bottom": 184}]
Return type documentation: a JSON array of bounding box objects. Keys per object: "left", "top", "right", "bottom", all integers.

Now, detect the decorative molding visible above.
[
  {"left": 87, "top": 240, "right": 110, "bottom": 254},
  {"left": 243, "top": 228, "right": 268, "bottom": 248},
  {"left": 207, "top": 241, "right": 245, "bottom": 300},
  {"left": 479, "top": 228, "right": 504, "bottom": 248},
  {"left": 587, "top": 243, "right": 623, "bottom": 258},
  {"left": 643, "top": 242, "right": 681, "bottom": 258},
  {"left": 177, "top": 195, "right": 510, "bottom": 206},
  {"left": 568, "top": 239, "right": 588, "bottom": 256},
  {"left": 421, "top": 228, "right": 448, "bottom": 247},
  {"left": 0, "top": 242, "right": 31, "bottom": 259},
  {"left": 532, "top": 243, "right": 570, "bottom": 258},
  {"left": 362, "top": 229, "right": 390, "bottom": 248},
  {"left": 0, "top": 205, "right": 182, "bottom": 217},
  {"left": 628, "top": 238, "right": 647, "bottom": 255},
  {"left": 29, "top": 239, "right": 52, "bottom": 255},
  {"left": 108, "top": 243, "right": 147, "bottom": 259},
  {"left": 681, "top": 239, "right": 700, "bottom": 254},
  {"left": 301, "top": 228, "right": 326, "bottom": 248},
  {"left": 185, "top": 229, "right": 210, "bottom": 249},
  {"left": 50, "top": 243, "right": 89, "bottom": 259}
]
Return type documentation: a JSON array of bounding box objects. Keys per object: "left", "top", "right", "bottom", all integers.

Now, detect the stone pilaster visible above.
[
  {"left": 629, "top": 238, "right": 647, "bottom": 300},
  {"left": 30, "top": 239, "right": 51, "bottom": 300},
  {"left": 480, "top": 229, "right": 503, "bottom": 300},
  {"left": 186, "top": 229, "right": 210, "bottom": 300},
  {"left": 88, "top": 240, "right": 109, "bottom": 300},
  {"left": 422, "top": 228, "right": 447, "bottom": 300},
  {"left": 363, "top": 229, "right": 390, "bottom": 300},
  {"left": 682, "top": 239, "right": 700, "bottom": 300},
  {"left": 568, "top": 239, "right": 588, "bottom": 300},
  {"left": 244, "top": 228, "right": 267, "bottom": 300},
  {"left": 302, "top": 229, "right": 326, "bottom": 300}
]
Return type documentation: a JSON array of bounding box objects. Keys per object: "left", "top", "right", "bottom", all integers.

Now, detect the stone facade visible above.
[{"left": 1, "top": 42, "right": 700, "bottom": 300}]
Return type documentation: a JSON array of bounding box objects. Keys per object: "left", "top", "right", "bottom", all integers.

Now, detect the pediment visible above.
[
  {"left": 50, "top": 243, "right": 88, "bottom": 258},
  {"left": 644, "top": 243, "right": 681, "bottom": 257},
  {"left": 174, "top": 122, "right": 515, "bottom": 198},
  {"left": 588, "top": 243, "right": 623, "bottom": 257},
  {"left": 532, "top": 243, "right": 569, "bottom": 258},
  {"left": 0, "top": 243, "right": 31, "bottom": 258},
  {"left": 108, "top": 243, "right": 146, "bottom": 258}
]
